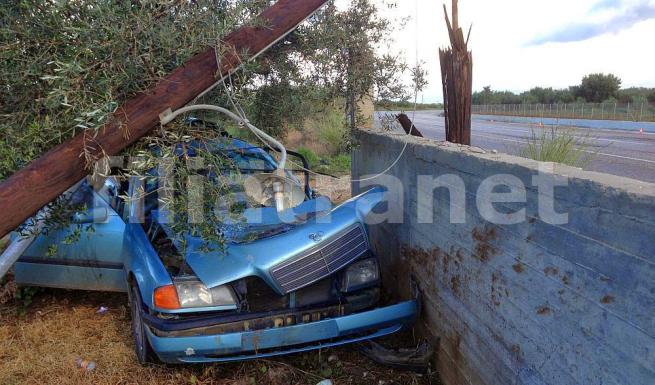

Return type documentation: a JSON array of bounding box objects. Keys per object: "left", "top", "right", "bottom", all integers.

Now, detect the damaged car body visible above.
[{"left": 13, "top": 123, "right": 418, "bottom": 364}]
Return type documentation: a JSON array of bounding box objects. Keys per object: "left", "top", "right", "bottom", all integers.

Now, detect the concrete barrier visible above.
[{"left": 352, "top": 129, "right": 655, "bottom": 385}]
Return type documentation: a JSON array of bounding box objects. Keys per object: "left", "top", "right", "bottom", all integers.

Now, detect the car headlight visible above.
[
  {"left": 341, "top": 258, "right": 380, "bottom": 292},
  {"left": 175, "top": 277, "right": 237, "bottom": 308},
  {"left": 154, "top": 277, "right": 238, "bottom": 310}
]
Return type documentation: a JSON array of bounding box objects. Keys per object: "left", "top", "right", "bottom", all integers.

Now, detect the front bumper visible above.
[{"left": 145, "top": 300, "right": 418, "bottom": 363}]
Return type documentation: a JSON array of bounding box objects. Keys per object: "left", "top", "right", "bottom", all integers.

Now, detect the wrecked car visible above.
[{"left": 12, "top": 118, "right": 418, "bottom": 364}]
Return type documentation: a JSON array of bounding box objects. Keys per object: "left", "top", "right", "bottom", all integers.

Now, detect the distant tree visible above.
[
  {"left": 472, "top": 80, "right": 653, "bottom": 107},
  {"left": 576, "top": 73, "right": 621, "bottom": 103},
  {"left": 617, "top": 87, "right": 655, "bottom": 104},
  {"left": 247, "top": 0, "right": 412, "bottom": 133},
  {"left": 480, "top": 86, "right": 493, "bottom": 104},
  {"left": 648, "top": 91, "right": 655, "bottom": 103}
]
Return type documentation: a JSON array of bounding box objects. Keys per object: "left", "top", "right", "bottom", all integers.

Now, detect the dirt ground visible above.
[{"left": 0, "top": 288, "right": 439, "bottom": 385}]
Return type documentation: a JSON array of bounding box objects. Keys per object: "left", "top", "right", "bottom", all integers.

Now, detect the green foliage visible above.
[
  {"left": 296, "top": 147, "right": 320, "bottom": 168},
  {"left": 577, "top": 73, "right": 621, "bottom": 103},
  {"left": 617, "top": 87, "right": 655, "bottom": 104},
  {"left": 124, "top": 121, "right": 244, "bottom": 254},
  {"left": 315, "top": 108, "right": 348, "bottom": 155},
  {"left": 375, "top": 100, "right": 443, "bottom": 111},
  {"left": 0, "top": 0, "right": 409, "bottom": 251},
  {"left": 245, "top": 0, "right": 412, "bottom": 132},
  {"left": 295, "top": 147, "right": 350, "bottom": 176},
  {"left": 14, "top": 286, "right": 42, "bottom": 312},
  {"left": 520, "top": 127, "right": 593, "bottom": 167},
  {"left": 247, "top": 83, "right": 316, "bottom": 137},
  {"left": 648, "top": 91, "right": 655, "bottom": 103},
  {"left": 325, "top": 153, "right": 351, "bottom": 174},
  {"left": 474, "top": 86, "right": 576, "bottom": 105},
  {"left": 0, "top": 0, "right": 249, "bottom": 180},
  {"left": 473, "top": 73, "right": 654, "bottom": 106}
]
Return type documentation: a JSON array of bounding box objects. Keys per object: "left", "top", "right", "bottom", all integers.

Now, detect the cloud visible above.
[{"left": 527, "top": 1, "right": 655, "bottom": 45}]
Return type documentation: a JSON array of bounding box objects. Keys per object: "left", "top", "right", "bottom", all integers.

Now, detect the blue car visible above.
[{"left": 13, "top": 134, "right": 417, "bottom": 364}]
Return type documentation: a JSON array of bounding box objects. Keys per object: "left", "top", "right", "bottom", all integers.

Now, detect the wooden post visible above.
[
  {"left": 0, "top": 0, "right": 328, "bottom": 239},
  {"left": 397, "top": 113, "right": 424, "bottom": 137},
  {"left": 439, "top": 0, "right": 473, "bottom": 145}
]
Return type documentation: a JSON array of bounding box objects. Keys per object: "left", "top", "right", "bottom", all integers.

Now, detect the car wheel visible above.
[{"left": 128, "top": 284, "right": 157, "bottom": 364}]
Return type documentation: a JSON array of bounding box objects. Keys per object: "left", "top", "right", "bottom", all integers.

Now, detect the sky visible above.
[{"left": 336, "top": 0, "right": 655, "bottom": 103}]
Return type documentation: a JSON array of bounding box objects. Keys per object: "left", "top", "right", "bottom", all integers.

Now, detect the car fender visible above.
[{"left": 122, "top": 223, "right": 173, "bottom": 310}]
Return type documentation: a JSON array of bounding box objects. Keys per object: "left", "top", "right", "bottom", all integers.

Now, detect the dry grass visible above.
[{"left": 0, "top": 289, "right": 438, "bottom": 385}]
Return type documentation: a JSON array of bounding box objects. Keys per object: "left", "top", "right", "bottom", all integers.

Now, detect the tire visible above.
[{"left": 128, "top": 284, "right": 157, "bottom": 365}]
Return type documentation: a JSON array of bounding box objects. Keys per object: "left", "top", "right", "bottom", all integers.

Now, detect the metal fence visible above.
[{"left": 472, "top": 102, "right": 655, "bottom": 122}]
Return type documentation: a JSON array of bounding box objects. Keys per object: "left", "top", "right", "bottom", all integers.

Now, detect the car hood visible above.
[{"left": 183, "top": 186, "right": 387, "bottom": 293}]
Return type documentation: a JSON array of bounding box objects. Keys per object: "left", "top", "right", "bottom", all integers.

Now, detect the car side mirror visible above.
[{"left": 72, "top": 207, "right": 109, "bottom": 224}]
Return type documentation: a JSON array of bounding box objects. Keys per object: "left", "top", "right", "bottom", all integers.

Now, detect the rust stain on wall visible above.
[
  {"left": 472, "top": 226, "right": 498, "bottom": 262},
  {"left": 544, "top": 267, "right": 559, "bottom": 276},
  {"left": 561, "top": 275, "right": 570, "bottom": 285},
  {"left": 401, "top": 246, "right": 440, "bottom": 294},
  {"left": 536, "top": 306, "right": 552, "bottom": 316},
  {"left": 450, "top": 276, "right": 461, "bottom": 296},
  {"left": 601, "top": 295, "right": 615, "bottom": 304},
  {"left": 490, "top": 272, "right": 504, "bottom": 307}
]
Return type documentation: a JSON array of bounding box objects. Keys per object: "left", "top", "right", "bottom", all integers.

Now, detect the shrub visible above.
[
  {"left": 315, "top": 108, "right": 348, "bottom": 155},
  {"left": 296, "top": 147, "right": 320, "bottom": 168},
  {"left": 520, "top": 127, "right": 593, "bottom": 167}
]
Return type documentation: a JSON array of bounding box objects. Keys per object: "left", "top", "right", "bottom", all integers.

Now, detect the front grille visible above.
[{"left": 270, "top": 224, "right": 368, "bottom": 293}]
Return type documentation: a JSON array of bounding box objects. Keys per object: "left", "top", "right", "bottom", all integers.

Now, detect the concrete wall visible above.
[{"left": 352, "top": 129, "right": 655, "bottom": 385}]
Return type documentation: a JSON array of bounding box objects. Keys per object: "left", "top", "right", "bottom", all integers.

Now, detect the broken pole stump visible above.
[
  {"left": 439, "top": 0, "right": 472, "bottom": 145},
  {"left": 0, "top": 0, "right": 328, "bottom": 239},
  {"left": 397, "top": 113, "right": 424, "bottom": 137}
]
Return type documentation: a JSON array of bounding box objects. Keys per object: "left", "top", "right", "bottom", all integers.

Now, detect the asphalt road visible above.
[{"left": 375, "top": 110, "right": 655, "bottom": 183}]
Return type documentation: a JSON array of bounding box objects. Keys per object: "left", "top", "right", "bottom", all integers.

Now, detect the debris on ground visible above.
[
  {"left": 358, "top": 339, "right": 434, "bottom": 374},
  {"left": 96, "top": 306, "right": 109, "bottom": 314},
  {"left": 0, "top": 275, "right": 16, "bottom": 306},
  {"left": 75, "top": 357, "right": 96, "bottom": 372},
  {"left": 311, "top": 175, "right": 351, "bottom": 204}
]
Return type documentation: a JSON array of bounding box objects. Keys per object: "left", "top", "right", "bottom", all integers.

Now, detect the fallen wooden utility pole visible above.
[
  {"left": 397, "top": 113, "right": 424, "bottom": 137},
  {"left": 0, "top": 0, "right": 328, "bottom": 239},
  {"left": 439, "top": 0, "right": 472, "bottom": 145}
]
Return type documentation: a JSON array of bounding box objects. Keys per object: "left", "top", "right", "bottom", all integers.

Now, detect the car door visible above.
[{"left": 14, "top": 178, "right": 128, "bottom": 292}]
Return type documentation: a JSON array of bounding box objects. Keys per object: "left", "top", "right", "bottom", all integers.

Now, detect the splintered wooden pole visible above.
[
  {"left": 397, "top": 113, "right": 424, "bottom": 137},
  {"left": 0, "top": 0, "right": 328, "bottom": 239},
  {"left": 439, "top": 0, "right": 472, "bottom": 145}
]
